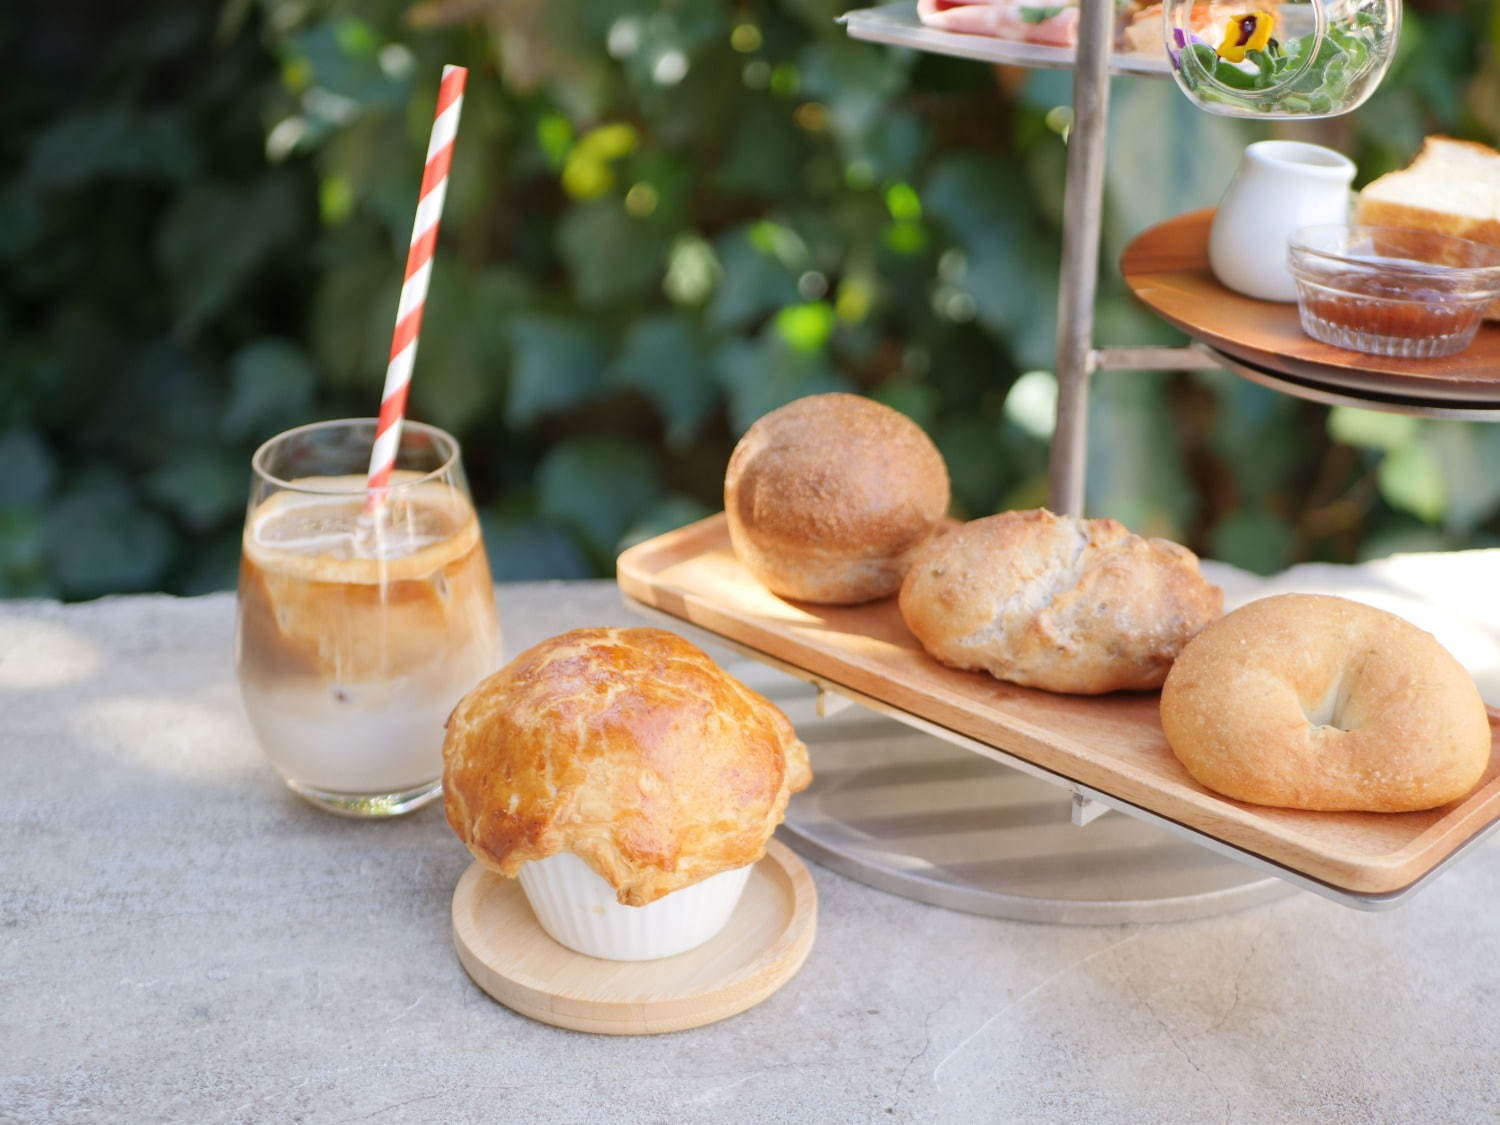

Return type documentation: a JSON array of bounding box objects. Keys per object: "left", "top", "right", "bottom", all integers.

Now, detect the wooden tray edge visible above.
[{"left": 617, "top": 515, "right": 1500, "bottom": 898}]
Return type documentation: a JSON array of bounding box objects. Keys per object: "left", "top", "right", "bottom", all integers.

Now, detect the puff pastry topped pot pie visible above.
[{"left": 442, "top": 626, "right": 811, "bottom": 908}]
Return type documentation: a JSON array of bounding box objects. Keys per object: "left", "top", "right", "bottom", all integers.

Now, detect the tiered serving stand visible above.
[{"left": 620, "top": 0, "right": 1500, "bottom": 923}]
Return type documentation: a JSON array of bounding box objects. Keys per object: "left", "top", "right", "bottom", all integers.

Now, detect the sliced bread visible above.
[{"left": 1355, "top": 136, "right": 1500, "bottom": 317}]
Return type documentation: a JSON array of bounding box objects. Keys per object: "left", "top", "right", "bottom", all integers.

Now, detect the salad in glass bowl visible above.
[{"left": 1163, "top": 0, "right": 1399, "bottom": 118}]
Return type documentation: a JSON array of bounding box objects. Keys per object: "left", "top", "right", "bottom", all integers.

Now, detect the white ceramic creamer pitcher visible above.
[{"left": 1209, "top": 140, "right": 1355, "bottom": 303}]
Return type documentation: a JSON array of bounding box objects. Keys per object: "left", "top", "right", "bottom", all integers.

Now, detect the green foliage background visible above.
[{"left": 4, "top": 0, "right": 1500, "bottom": 599}]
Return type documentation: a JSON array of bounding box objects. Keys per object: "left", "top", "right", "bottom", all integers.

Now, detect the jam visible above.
[
  {"left": 1290, "top": 227, "right": 1500, "bottom": 359},
  {"left": 1300, "top": 268, "right": 1485, "bottom": 342}
]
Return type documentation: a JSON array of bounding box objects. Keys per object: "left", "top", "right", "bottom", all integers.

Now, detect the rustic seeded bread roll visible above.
[
  {"left": 898, "top": 509, "right": 1222, "bottom": 694},
  {"left": 724, "top": 393, "right": 950, "bottom": 605},
  {"left": 1161, "top": 594, "right": 1491, "bottom": 812},
  {"left": 442, "top": 627, "right": 811, "bottom": 906},
  {"left": 1355, "top": 136, "right": 1500, "bottom": 318}
]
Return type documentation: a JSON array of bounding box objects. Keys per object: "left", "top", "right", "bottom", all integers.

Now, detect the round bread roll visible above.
[
  {"left": 899, "top": 508, "right": 1223, "bottom": 694},
  {"left": 442, "top": 627, "right": 811, "bottom": 906},
  {"left": 1161, "top": 594, "right": 1491, "bottom": 812},
  {"left": 724, "top": 393, "right": 950, "bottom": 604}
]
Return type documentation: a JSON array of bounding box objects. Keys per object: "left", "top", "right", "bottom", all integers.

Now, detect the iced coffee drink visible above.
[{"left": 235, "top": 421, "right": 498, "bottom": 816}]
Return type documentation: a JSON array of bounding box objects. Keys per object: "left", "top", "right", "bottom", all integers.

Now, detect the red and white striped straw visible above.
[{"left": 365, "top": 64, "right": 468, "bottom": 508}]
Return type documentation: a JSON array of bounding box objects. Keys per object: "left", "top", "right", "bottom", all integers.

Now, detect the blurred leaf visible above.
[
  {"left": 286, "top": 20, "right": 407, "bottom": 108},
  {"left": 797, "top": 39, "right": 907, "bottom": 144},
  {"left": 715, "top": 100, "right": 811, "bottom": 197},
  {"left": 1327, "top": 407, "right": 1418, "bottom": 452},
  {"left": 537, "top": 438, "right": 662, "bottom": 559},
  {"left": 934, "top": 413, "right": 1012, "bottom": 517},
  {"left": 1200, "top": 371, "right": 1303, "bottom": 503},
  {"left": 712, "top": 337, "right": 851, "bottom": 435},
  {"left": 1004, "top": 371, "right": 1057, "bottom": 440},
  {"left": 0, "top": 428, "right": 56, "bottom": 506},
  {"left": 222, "top": 339, "right": 317, "bottom": 441},
  {"left": 0, "top": 509, "right": 51, "bottom": 598},
  {"left": 1357, "top": 519, "right": 1450, "bottom": 562},
  {"left": 663, "top": 232, "right": 723, "bottom": 306},
  {"left": 1087, "top": 372, "right": 1191, "bottom": 537},
  {"left": 609, "top": 316, "right": 719, "bottom": 449},
  {"left": 1105, "top": 79, "right": 1253, "bottom": 243},
  {"left": 557, "top": 199, "right": 669, "bottom": 307},
  {"left": 317, "top": 113, "right": 426, "bottom": 241},
  {"left": 774, "top": 301, "right": 835, "bottom": 352},
  {"left": 145, "top": 450, "right": 245, "bottom": 531},
  {"left": 505, "top": 315, "right": 605, "bottom": 428},
  {"left": 409, "top": 262, "right": 524, "bottom": 434},
  {"left": 481, "top": 512, "right": 593, "bottom": 582},
  {"left": 155, "top": 175, "right": 302, "bottom": 334},
  {"left": 871, "top": 379, "right": 940, "bottom": 432},
  {"left": 1424, "top": 422, "right": 1500, "bottom": 534},
  {"left": 620, "top": 494, "right": 715, "bottom": 551},
  {"left": 176, "top": 530, "right": 244, "bottom": 596},
  {"left": 706, "top": 225, "right": 801, "bottom": 332},
  {"left": 43, "top": 473, "right": 174, "bottom": 598},
  {"left": 310, "top": 249, "right": 398, "bottom": 386},
  {"left": 926, "top": 154, "right": 1029, "bottom": 247},
  {"left": 23, "top": 109, "right": 196, "bottom": 188},
  {"left": 84, "top": 342, "right": 226, "bottom": 464},
  {"left": 925, "top": 155, "right": 1059, "bottom": 369},
  {"left": 998, "top": 470, "right": 1051, "bottom": 514},
  {"left": 1378, "top": 443, "right": 1445, "bottom": 524},
  {"left": 860, "top": 111, "right": 924, "bottom": 184},
  {"left": 1210, "top": 509, "right": 1294, "bottom": 574}
]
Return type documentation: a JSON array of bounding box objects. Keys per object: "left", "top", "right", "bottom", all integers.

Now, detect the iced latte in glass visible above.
[{"left": 236, "top": 419, "right": 498, "bottom": 816}]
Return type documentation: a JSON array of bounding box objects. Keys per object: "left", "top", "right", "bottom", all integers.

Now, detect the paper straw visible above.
[{"left": 366, "top": 63, "right": 468, "bottom": 507}]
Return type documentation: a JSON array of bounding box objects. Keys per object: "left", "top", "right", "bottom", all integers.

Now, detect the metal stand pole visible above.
[{"left": 1047, "top": 0, "right": 1115, "bottom": 517}]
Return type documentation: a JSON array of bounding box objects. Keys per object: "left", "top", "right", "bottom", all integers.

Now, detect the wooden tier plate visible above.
[
  {"left": 617, "top": 515, "right": 1500, "bottom": 898},
  {"left": 1121, "top": 209, "right": 1500, "bottom": 405},
  {"left": 452, "top": 840, "right": 816, "bottom": 1035}
]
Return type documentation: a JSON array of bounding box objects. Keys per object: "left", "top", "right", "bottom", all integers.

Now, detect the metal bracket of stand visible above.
[
  {"left": 1095, "top": 344, "right": 1223, "bottom": 371},
  {"left": 815, "top": 684, "right": 856, "bottom": 717},
  {"left": 1070, "top": 792, "right": 1112, "bottom": 826}
]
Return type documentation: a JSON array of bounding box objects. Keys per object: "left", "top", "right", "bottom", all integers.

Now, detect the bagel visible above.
[{"left": 1161, "top": 593, "right": 1491, "bottom": 812}]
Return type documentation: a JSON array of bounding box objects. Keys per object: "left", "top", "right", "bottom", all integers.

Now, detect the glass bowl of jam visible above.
[{"left": 1287, "top": 225, "right": 1500, "bottom": 358}]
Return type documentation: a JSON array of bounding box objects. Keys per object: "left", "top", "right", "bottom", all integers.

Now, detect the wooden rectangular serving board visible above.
[{"left": 617, "top": 515, "right": 1500, "bottom": 898}]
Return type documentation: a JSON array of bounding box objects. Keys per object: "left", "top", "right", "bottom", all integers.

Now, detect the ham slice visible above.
[{"left": 916, "top": 0, "right": 1081, "bottom": 48}]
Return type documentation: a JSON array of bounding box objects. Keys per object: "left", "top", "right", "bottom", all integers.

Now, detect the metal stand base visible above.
[{"left": 749, "top": 666, "right": 1298, "bottom": 925}]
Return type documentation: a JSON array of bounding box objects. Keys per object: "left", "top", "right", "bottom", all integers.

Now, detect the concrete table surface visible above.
[{"left": 2, "top": 581, "right": 1497, "bottom": 1124}]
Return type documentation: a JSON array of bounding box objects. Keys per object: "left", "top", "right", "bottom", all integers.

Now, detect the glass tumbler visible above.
[
  {"left": 1164, "top": 0, "right": 1399, "bottom": 118},
  {"left": 236, "top": 419, "right": 499, "bottom": 817}
]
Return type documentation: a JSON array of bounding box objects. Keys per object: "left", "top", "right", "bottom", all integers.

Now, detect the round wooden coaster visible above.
[{"left": 451, "top": 839, "right": 817, "bottom": 1035}]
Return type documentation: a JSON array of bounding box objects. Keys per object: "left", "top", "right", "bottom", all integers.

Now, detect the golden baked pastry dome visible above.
[{"left": 442, "top": 627, "right": 811, "bottom": 906}]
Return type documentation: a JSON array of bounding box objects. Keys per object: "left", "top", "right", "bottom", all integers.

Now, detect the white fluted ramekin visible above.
[{"left": 517, "top": 852, "right": 753, "bottom": 961}]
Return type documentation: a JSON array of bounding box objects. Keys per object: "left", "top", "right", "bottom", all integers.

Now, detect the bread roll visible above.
[
  {"left": 898, "top": 509, "right": 1222, "bottom": 694},
  {"left": 442, "top": 627, "right": 811, "bottom": 906},
  {"left": 1356, "top": 136, "right": 1500, "bottom": 318},
  {"left": 724, "top": 393, "right": 950, "bottom": 605},
  {"left": 1161, "top": 594, "right": 1491, "bottom": 812}
]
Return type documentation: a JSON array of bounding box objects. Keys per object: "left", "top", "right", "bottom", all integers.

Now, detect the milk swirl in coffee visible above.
[{"left": 237, "top": 472, "right": 498, "bottom": 795}]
